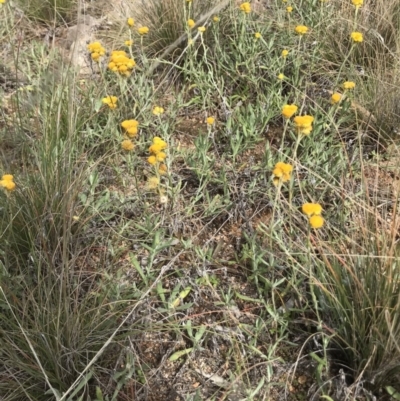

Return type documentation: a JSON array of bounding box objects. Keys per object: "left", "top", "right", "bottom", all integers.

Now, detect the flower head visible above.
[
  {"left": 294, "top": 115, "right": 314, "bottom": 135},
  {"left": 351, "top": 31, "right": 363, "bottom": 43},
  {"left": 331, "top": 92, "right": 342, "bottom": 104},
  {"left": 239, "top": 2, "right": 251, "bottom": 13},
  {"left": 272, "top": 162, "right": 293, "bottom": 185},
  {"left": 295, "top": 25, "right": 308, "bottom": 35},
  {"left": 278, "top": 73, "right": 285, "bottom": 80},
  {"left": 0, "top": 174, "right": 15, "bottom": 191},
  {"left": 138, "top": 26, "right": 149, "bottom": 35},
  {"left": 282, "top": 104, "right": 298, "bottom": 119},
  {"left": 198, "top": 26, "right": 206, "bottom": 33},
  {"left": 87, "top": 42, "right": 106, "bottom": 62},
  {"left": 281, "top": 49, "right": 289, "bottom": 58},
  {"left": 343, "top": 81, "right": 355, "bottom": 90},
  {"left": 187, "top": 19, "right": 195, "bottom": 28},
  {"left": 286, "top": 6, "right": 293, "bottom": 13},
  {"left": 102, "top": 96, "right": 118, "bottom": 109},
  {"left": 254, "top": 32, "right": 262, "bottom": 39},
  {"left": 152, "top": 106, "right": 164, "bottom": 116},
  {"left": 309, "top": 215, "right": 324, "bottom": 229},
  {"left": 108, "top": 50, "right": 136, "bottom": 76},
  {"left": 206, "top": 117, "right": 215, "bottom": 125},
  {"left": 127, "top": 17, "right": 134, "bottom": 27},
  {"left": 302, "top": 203, "right": 323, "bottom": 216},
  {"left": 148, "top": 137, "right": 168, "bottom": 165},
  {"left": 121, "top": 140, "right": 135, "bottom": 151},
  {"left": 351, "top": 0, "right": 363, "bottom": 8},
  {"left": 125, "top": 40, "right": 133, "bottom": 46},
  {"left": 121, "top": 119, "right": 139, "bottom": 137},
  {"left": 213, "top": 16, "right": 220, "bottom": 22}
]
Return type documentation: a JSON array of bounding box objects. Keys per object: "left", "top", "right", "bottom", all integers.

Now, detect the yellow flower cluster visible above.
[
  {"left": 351, "top": 0, "right": 363, "bottom": 8},
  {"left": 272, "top": 162, "right": 293, "bottom": 185},
  {"left": 102, "top": 96, "right": 118, "bottom": 109},
  {"left": 108, "top": 50, "right": 136, "bottom": 76},
  {"left": 0, "top": 174, "right": 15, "bottom": 191},
  {"left": 282, "top": 49, "right": 289, "bottom": 58},
  {"left": 286, "top": 6, "right": 293, "bottom": 13},
  {"left": 293, "top": 115, "right": 314, "bottom": 136},
  {"left": 148, "top": 137, "right": 168, "bottom": 170},
  {"left": 343, "top": 81, "right": 355, "bottom": 90},
  {"left": 188, "top": 19, "right": 195, "bottom": 28},
  {"left": 281, "top": 104, "right": 298, "bottom": 119},
  {"left": 87, "top": 42, "right": 106, "bottom": 62},
  {"left": 206, "top": 117, "right": 215, "bottom": 125},
  {"left": 127, "top": 17, "right": 134, "bottom": 27},
  {"left": 302, "top": 203, "right": 324, "bottom": 229},
  {"left": 152, "top": 106, "right": 165, "bottom": 116},
  {"left": 138, "top": 27, "right": 149, "bottom": 35},
  {"left": 254, "top": 32, "right": 262, "bottom": 39},
  {"left": 295, "top": 25, "right": 308, "bottom": 35},
  {"left": 121, "top": 119, "right": 139, "bottom": 137},
  {"left": 351, "top": 31, "right": 363, "bottom": 43},
  {"left": 331, "top": 92, "right": 342, "bottom": 104},
  {"left": 120, "top": 119, "right": 139, "bottom": 151},
  {"left": 198, "top": 26, "right": 206, "bottom": 33},
  {"left": 239, "top": 2, "right": 251, "bottom": 13}
]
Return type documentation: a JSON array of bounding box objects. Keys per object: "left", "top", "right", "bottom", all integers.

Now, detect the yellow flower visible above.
[
  {"left": 254, "top": 32, "right": 262, "bottom": 39},
  {"left": 187, "top": 19, "right": 195, "bottom": 28},
  {"left": 239, "top": 2, "right": 251, "bottom": 13},
  {"left": 301, "top": 203, "right": 322, "bottom": 216},
  {"left": 278, "top": 73, "right": 285, "bottom": 80},
  {"left": 206, "top": 117, "right": 215, "bottom": 125},
  {"left": 213, "top": 16, "right": 220, "bottom": 22},
  {"left": 295, "top": 25, "right": 308, "bottom": 35},
  {"left": 282, "top": 0, "right": 288, "bottom": 2},
  {"left": 272, "top": 162, "right": 293, "bottom": 184},
  {"left": 331, "top": 92, "right": 342, "bottom": 104},
  {"left": 156, "top": 152, "right": 167, "bottom": 162},
  {"left": 294, "top": 115, "right": 314, "bottom": 135},
  {"left": 351, "top": 31, "right": 363, "bottom": 43},
  {"left": 286, "top": 6, "right": 293, "bottom": 12},
  {"left": 127, "top": 17, "right": 134, "bottom": 27},
  {"left": 282, "top": 104, "right": 298, "bottom": 119},
  {"left": 121, "top": 119, "right": 139, "bottom": 137},
  {"left": 309, "top": 215, "right": 324, "bottom": 229},
  {"left": 138, "top": 26, "right": 149, "bottom": 35},
  {"left": 343, "top": 81, "right": 355, "bottom": 90},
  {"left": 87, "top": 42, "right": 106, "bottom": 62},
  {"left": 121, "top": 140, "right": 135, "bottom": 151},
  {"left": 147, "top": 176, "right": 160, "bottom": 189},
  {"left": 102, "top": 96, "right": 118, "bottom": 109},
  {"left": 0, "top": 174, "right": 15, "bottom": 191},
  {"left": 91, "top": 52, "right": 101, "bottom": 62},
  {"left": 0, "top": 0, "right": 6, "bottom": 4},
  {"left": 152, "top": 106, "right": 165, "bottom": 116},
  {"left": 198, "top": 26, "right": 206, "bottom": 33},
  {"left": 125, "top": 40, "right": 133, "bottom": 46},
  {"left": 108, "top": 50, "right": 136, "bottom": 76},
  {"left": 149, "top": 143, "right": 164, "bottom": 154},
  {"left": 149, "top": 137, "right": 168, "bottom": 164},
  {"left": 351, "top": 0, "right": 363, "bottom": 8},
  {"left": 281, "top": 49, "right": 289, "bottom": 58},
  {"left": 153, "top": 138, "right": 168, "bottom": 149},
  {"left": 148, "top": 155, "right": 157, "bottom": 165}
]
